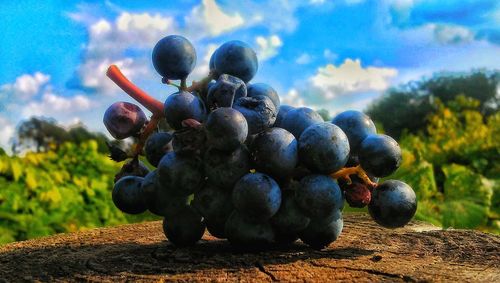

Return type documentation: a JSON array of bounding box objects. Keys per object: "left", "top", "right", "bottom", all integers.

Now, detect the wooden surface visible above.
[{"left": 0, "top": 214, "right": 499, "bottom": 282}]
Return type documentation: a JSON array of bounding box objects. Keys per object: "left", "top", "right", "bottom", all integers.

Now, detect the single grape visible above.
[
  {"left": 368, "top": 180, "right": 417, "bottom": 228},
  {"left": 205, "top": 107, "right": 248, "bottom": 152},
  {"left": 103, "top": 102, "right": 147, "bottom": 139},
  {"left": 197, "top": 81, "right": 215, "bottom": 107},
  {"left": 299, "top": 122, "right": 350, "bottom": 174},
  {"left": 112, "top": 176, "right": 147, "bottom": 214},
  {"left": 207, "top": 74, "right": 247, "bottom": 110},
  {"left": 331, "top": 110, "right": 376, "bottom": 154},
  {"left": 141, "top": 169, "right": 190, "bottom": 217},
  {"left": 358, "top": 134, "right": 402, "bottom": 177},
  {"left": 214, "top": 40, "right": 258, "bottom": 83},
  {"left": 247, "top": 83, "right": 280, "bottom": 110},
  {"left": 280, "top": 107, "right": 323, "bottom": 139},
  {"left": 152, "top": 35, "right": 196, "bottom": 80},
  {"left": 192, "top": 184, "right": 234, "bottom": 238},
  {"left": 114, "top": 160, "right": 150, "bottom": 183},
  {"left": 250, "top": 127, "right": 298, "bottom": 180},
  {"left": 233, "top": 173, "right": 281, "bottom": 221},
  {"left": 274, "top": 105, "right": 294, "bottom": 128},
  {"left": 299, "top": 210, "right": 343, "bottom": 250},
  {"left": 204, "top": 146, "right": 252, "bottom": 190},
  {"left": 224, "top": 211, "right": 275, "bottom": 249},
  {"left": 172, "top": 126, "right": 206, "bottom": 157},
  {"left": 162, "top": 206, "right": 206, "bottom": 247},
  {"left": 295, "top": 174, "right": 344, "bottom": 218},
  {"left": 164, "top": 91, "right": 206, "bottom": 130},
  {"left": 271, "top": 191, "right": 310, "bottom": 242},
  {"left": 144, "top": 132, "right": 173, "bottom": 167},
  {"left": 233, "top": 95, "right": 277, "bottom": 135},
  {"left": 157, "top": 152, "right": 204, "bottom": 196},
  {"left": 344, "top": 182, "right": 372, "bottom": 208}
]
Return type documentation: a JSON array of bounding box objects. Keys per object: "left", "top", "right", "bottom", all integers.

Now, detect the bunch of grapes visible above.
[{"left": 103, "top": 35, "right": 417, "bottom": 250}]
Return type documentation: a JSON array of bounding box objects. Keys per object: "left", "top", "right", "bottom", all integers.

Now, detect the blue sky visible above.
[{"left": 0, "top": 0, "right": 499, "bottom": 149}]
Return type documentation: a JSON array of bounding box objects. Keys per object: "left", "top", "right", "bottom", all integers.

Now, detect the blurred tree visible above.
[
  {"left": 367, "top": 70, "right": 499, "bottom": 139},
  {"left": 317, "top": 109, "right": 331, "bottom": 121},
  {"left": 12, "top": 117, "right": 111, "bottom": 154}
]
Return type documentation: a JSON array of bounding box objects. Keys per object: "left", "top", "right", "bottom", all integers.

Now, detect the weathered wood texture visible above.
[{"left": 0, "top": 214, "right": 498, "bottom": 282}]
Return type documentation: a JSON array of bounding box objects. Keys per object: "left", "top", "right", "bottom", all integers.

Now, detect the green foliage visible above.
[
  {"left": 316, "top": 109, "right": 331, "bottom": 122},
  {"left": 0, "top": 140, "right": 158, "bottom": 245},
  {"left": 391, "top": 96, "right": 499, "bottom": 233},
  {"left": 367, "top": 70, "right": 499, "bottom": 139},
  {"left": 13, "top": 117, "right": 112, "bottom": 154}
]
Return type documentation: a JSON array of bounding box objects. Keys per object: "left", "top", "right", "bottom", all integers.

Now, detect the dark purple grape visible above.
[
  {"left": 162, "top": 206, "right": 206, "bottom": 247},
  {"left": 141, "top": 170, "right": 190, "bottom": 217},
  {"left": 164, "top": 91, "right": 206, "bottom": 130},
  {"left": 207, "top": 74, "right": 247, "bottom": 109},
  {"left": 344, "top": 182, "right": 372, "bottom": 208},
  {"left": 224, "top": 211, "right": 274, "bottom": 249},
  {"left": 144, "top": 132, "right": 173, "bottom": 167},
  {"left": 233, "top": 173, "right": 281, "bottom": 221},
  {"left": 192, "top": 184, "right": 234, "bottom": 238},
  {"left": 332, "top": 110, "right": 376, "bottom": 154},
  {"left": 368, "top": 180, "right": 417, "bottom": 228},
  {"left": 103, "top": 102, "right": 146, "bottom": 139},
  {"left": 280, "top": 107, "right": 323, "bottom": 139},
  {"left": 247, "top": 83, "right": 280, "bottom": 109},
  {"left": 205, "top": 107, "right": 248, "bottom": 152},
  {"left": 299, "top": 210, "right": 343, "bottom": 250},
  {"left": 298, "top": 122, "right": 350, "bottom": 174},
  {"left": 157, "top": 152, "right": 204, "bottom": 197},
  {"left": 112, "top": 176, "right": 147, "bottom": 214},
  {"left": 233, "top": 95, "right": 277, "bottom": 135},
  {"left": 358, "top": 134, "right": 402, "bottom": 177},
  {"left": 250, "top": 127, "right": 298, "bottom": 180},
  {"left": 295, "top": 175, "right": 344, "bottom": 218},
  {"left": 152, "top": 35, "right": 196, "bottom": 80},
  {"left": 274, "top": 105, "right": 294, "bottom": 128},
  {"left": 114, "top": 160, "right": 150, "bottom": 183},
  {"left": 172, "top": 126, "right": 206, "bottom": 157},
  {"left": 213, "top": 40, "right": 258, "bottom": 83},
  {"left": 271, "top": 191, "right": 310, "bottom": 242},
  {"left": 203, "top": 146, "right": 252, "bottom": 190}
]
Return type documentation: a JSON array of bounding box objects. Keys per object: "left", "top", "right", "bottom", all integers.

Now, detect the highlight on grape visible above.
[{"left": 103, "top": 34, "right": 417, "bottom": 249}]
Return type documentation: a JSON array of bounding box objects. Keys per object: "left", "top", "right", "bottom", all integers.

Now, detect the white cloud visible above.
[
  {"left": 185, "top": 0, "right": 244, "bottom": 37},
  {"left": 281, "top": 88, "right": 306, "bottom": 107},
  {"left": 255, "top": 35, "right": 283, "bottom": 61},
  {"left": 323, "top": 49, "right": 338, "bottom": 61},
  {"left": 0, "top": 117, "right": 15, "bottom": 151},
  {"left": 0, "top": 72, "right": 50, "bottom": 101},
  {"left": 295, "top": 53, "right": 312, "bottom": 65},
  {"left": 71, "top": 12, "right": 176, "bottom": 95},
  {"left": 311, "top": 58, "right": 398, "bottom": 99},
  {"left": 191, "top": 44, "right": 218, "bottom": 79},
  {"left": 21, "top": 92, "right": 92, "bottom": 118},
  {"left": 433, "top": 24, "right": 474, "bottom": 44}
]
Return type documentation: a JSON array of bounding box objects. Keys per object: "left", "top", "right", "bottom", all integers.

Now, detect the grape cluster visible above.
[{"left": 103, "top": 35, "right": 417, "bottom": 250}]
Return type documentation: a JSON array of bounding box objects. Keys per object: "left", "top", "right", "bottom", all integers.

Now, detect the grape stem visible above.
[
  {"left": 186, "top": 72, "right": 214, "bottom": 93},
  {"left": 330, "top": 165, "right": 378, "bottom": 189},
  {"left": 106, "top": 65, "right": 164, "bottom": 117},
  {"left": 133, "top": 114, "right": 161, "bottom": 156},
  {"left": 162, "top": 78, "right": 182, "bottom": 90}
]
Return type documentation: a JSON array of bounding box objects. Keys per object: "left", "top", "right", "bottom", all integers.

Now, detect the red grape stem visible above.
[
  {"left": 133, "top": 114, "right": 161, "bottom": 156},
  {"left": 106, "top": 65, "right": 164, "bottom": 117},
  {"left": 330, "top": 165, "right": 378, "bottom": 189}
]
